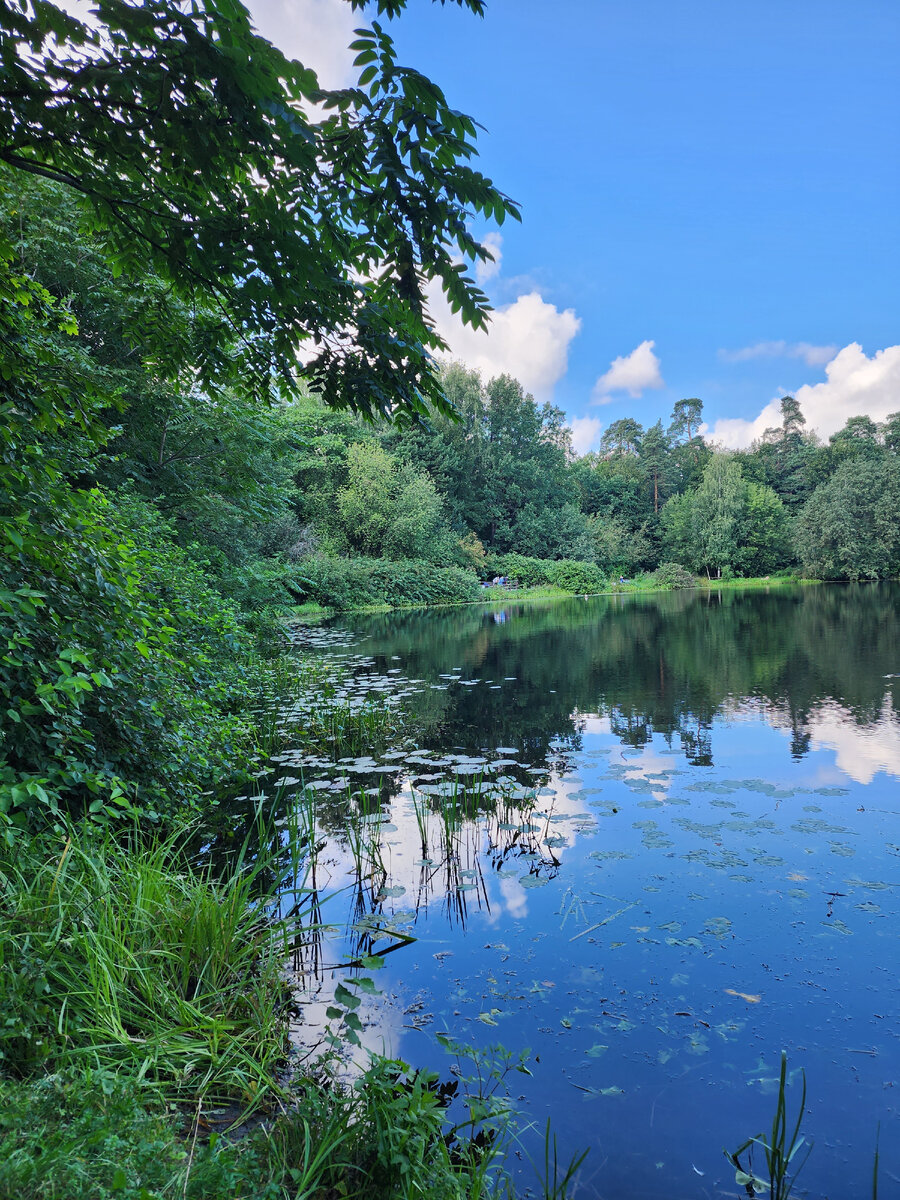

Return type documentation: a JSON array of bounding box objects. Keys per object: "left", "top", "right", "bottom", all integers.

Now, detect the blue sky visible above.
[{"left": 250, "top": 0, "right": 900, "bottom": 451}]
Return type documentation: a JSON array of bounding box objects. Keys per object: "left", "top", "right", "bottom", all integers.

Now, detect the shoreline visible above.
[{"left": 289, "top": 573, "right": 819, "bottom": 620}]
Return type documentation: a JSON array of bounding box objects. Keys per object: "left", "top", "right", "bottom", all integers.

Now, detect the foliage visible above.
[
  {"left": 334, "top": 441, "right": 463, "bottom": 564},
  {"left": 0, "top": 1052, "right": 517, "bottom": 1200},
  {"left": 4, "top": 171, "right": 304, "bottom": 563},
  {"left": 295, "top": 556, "right": 480, "bottom": 610},
  {"left": 726, "top": 1052, "right": 811, "bottom": 1200},
  {"left": 0, "top": 0, "right": 518, "bottom": 420},
  {"left": 0, "top": 1070, "right": 188, "bottom": 1200},
  {"left": 653, "top": 562, "right": 695, "bottom": 589},
  {"left": 0, "top": 246, "right": 280, "bottom": 828},
  {"left": 660, "top": 454, "right": 789, "bottom": 578},
  {"left": 794, "top": 458, "right": 900, "bottom": 580},
  {"left": 0, "top": 823, "right": 292, "bottom": 1102},
  {"left": 383, "top": 365, "right": 583, "bottom": 554},
  {"left": 484, "top": 554, "right": 608, "bottom": 593}
]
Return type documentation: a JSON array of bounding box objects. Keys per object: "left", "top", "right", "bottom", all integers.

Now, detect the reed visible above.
[
  {"left": 0, "top": 822, "right": 292, "bottom": 1108},
  {"left": 725, "top": 1052, "right": 811, "bottom": 1200}
]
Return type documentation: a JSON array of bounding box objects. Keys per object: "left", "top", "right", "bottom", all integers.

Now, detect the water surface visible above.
[{"left": 283, "top": 585, "right": 900, "bottom": 1199}]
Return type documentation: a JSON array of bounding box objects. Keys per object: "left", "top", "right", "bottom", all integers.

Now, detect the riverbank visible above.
[
  {"left": 0, "top": 642, "right": 538, "bottom": 1200},
  {"left": 289, "top": 571, "right": 810, "bottom": 619}
]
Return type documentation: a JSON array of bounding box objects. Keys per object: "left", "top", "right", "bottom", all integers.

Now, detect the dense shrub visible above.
[
  {"left": 295, "top": 557, "right": 480, "bottom": 610},
  {"left": 0, "top": 267, "right": 267, "bottom": 831},
  {"left": 1, "top": 487, "right": 262, "bottom": 830},
  {"left": 548, "top": 559, "right": 608, "bottom": 593},
  {"left": 653, "top": 562, "right": 696, "bottom": 589},
  {"left": 484, "top": 554, "right": 608, "bottom": 593}
]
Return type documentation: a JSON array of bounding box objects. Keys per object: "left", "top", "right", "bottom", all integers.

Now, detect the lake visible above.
[{"left": 278, "top": 584, "right": 900, "bottom": 1199}]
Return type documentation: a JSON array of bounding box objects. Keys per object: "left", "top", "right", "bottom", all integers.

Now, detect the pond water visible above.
[{"left": 280, "top": 585, "right": 900, "bottom": 1198}]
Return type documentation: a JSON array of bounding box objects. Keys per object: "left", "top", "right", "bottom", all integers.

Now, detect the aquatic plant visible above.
[{"left": 725, "top": 1051, "right": 811, "bottom": 1200}]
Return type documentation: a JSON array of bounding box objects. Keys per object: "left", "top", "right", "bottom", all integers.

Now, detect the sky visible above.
[{"left": 246, "top": 0, "right": 900, "bottom": 454}]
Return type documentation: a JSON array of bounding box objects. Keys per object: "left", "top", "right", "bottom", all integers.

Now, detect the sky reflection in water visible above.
[{"left": 285, "top": 585, "right": 900, "bottom": 1200}]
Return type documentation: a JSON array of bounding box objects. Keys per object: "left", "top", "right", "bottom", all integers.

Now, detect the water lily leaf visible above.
[{"left": 478, "top": 1009, "right": 501, "bottom": 1025}]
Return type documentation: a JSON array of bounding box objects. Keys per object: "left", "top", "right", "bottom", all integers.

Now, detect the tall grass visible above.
[
  {"left": 0, "top": 823, "right": 292, "bottom": 1106},
  {"left": 725, "top": 1052, "right": 811, "bottom": 1200}
]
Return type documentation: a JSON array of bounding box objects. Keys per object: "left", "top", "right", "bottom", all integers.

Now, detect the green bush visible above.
[
  {"left": 653, "top": 562, "right": 695, "bottom": 589},
  {"left": 547, "top": 559, "right": 607, "bottom": 593},
  {"left": 0, "top": 486, "right": 266, "bottom": 830},
  {"left": 0, "top": 257, "right": 271, "bottom": 830},
  {"left": 484, "top": 554, "right": 608, "bottom": 593},
  {"left": 294, "top": 557, "right": 480, "bottom": 610}
]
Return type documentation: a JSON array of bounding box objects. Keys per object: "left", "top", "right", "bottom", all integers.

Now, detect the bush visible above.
[
  {"left": 653, "top": 562, "right": 695, "bottom": 589},
  {"left": 547, "top": 559, "right": 607, "bottom": 593},
  {"left": 483, "top": 554, "right": 608, "bottom": 594},
  {"left": 1, "top": 486, "right": 265, "bottom": 830},
  {"left": 294, "top": 557, "right": 480, "bottom": 610},
  {"left": 483, "top": 554, "right": 553, "bottom": 586}
]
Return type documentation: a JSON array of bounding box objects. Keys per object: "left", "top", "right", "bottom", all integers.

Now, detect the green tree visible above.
[
  {"left": 669, "top": 398, "right": 704, "bottom": 442},
  {"left": 794, "top": 458, "right": 900, "bottom": 579},
  {"left": 662, "top": 454, "right": 745, "bottom": 578},
  {"left": 0, "top": 0, "right": 517, "bottom": 419},
  {"left": 384, "top": 365, "right": 580, "bottom": 555},
  {"left": 334, "top": 442, "right": 457, "bottom": 563},
  {"left": 600, "top": 418, "right": 644, "bottom": 458},
  {"left": 639, "top": 419, "right": 674, "bottom": 515},
  {"left": 668, "top": 397, "right": 709, "bottom": 490},
  {"left": 740, "top": 482, "right": 791, "bottom": 575},
  {"left": 882, "top": 412, "right": 900, "bottom": 454}
]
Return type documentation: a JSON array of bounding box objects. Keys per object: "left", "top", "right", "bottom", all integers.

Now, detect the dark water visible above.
[{"left": 287, "top": 585, "right": 900, "bottom": 1199}]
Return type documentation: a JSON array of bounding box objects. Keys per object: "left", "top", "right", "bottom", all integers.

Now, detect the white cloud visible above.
[
  {"left": 807, "top": 697, "right": 900, "bottom": 784},
  {"left": 719, "top": 340, "right": 838, "bottom": 367},
  {"left": 429, "top": 284, "right": 581, "bottom": 402},
  {"left": 710, "top": 342, "right": 900, "bottom": 449},
  {"left": 569, "top": 415, "right": 603, "bottom": 456},
  {"left": 475, "top": 232, "right": 503, "bottom": 286},
  {"left": 245, "top": 0, "right": 356, "bottom": 88},
  {"left": 592, "top": 340, "right": 664, "bottom": 402}
]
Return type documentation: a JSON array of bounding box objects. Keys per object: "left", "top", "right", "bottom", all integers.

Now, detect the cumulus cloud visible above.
[
  {"left": 592, "top": 340, "right": 664, "bottom": 402},
  {"left": 710, "top": 342, "right": 900, "bottom": 449},
  {"left": 569, "top": 416, "right": 603, "bottom": 456},
  {"left": 807, "top": 697, "right": 900, "bottom": 784},
  {"left": 428, "top": 282, "right": 581, "bottom": 402},
  {"left": 475, "top": 232, "right": 503, "bottom": 286},
  {"left": 719, "top": 340, "right": 839, "bottom": 367},
  {"left": 246, "top": 0, "right": 356, "bottom": 88}
]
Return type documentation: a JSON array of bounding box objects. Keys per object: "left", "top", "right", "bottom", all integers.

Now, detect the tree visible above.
[
  {"left": 334, "top": 441, "right": 458, "bottom": 563},
  {"left": 794, "top": 458, "right": 900, "bottom": 580},
  {"left": 0, "top": 0, "right": 518, "bottom": 419},
  {"left": 600, "top": 418, "right": 643, "bottom": 458},
  {"left": 827, "top": 415, "right": 882, "bottom": 469},
  {"left": 882, "top": 412, "right": 900, "bottom": 454},
  {"left": 669, "top": 398, "right": 704, "bottom": 442},
  {"left": 740, "top": 482, "right": 790, "bottom": 575},
  {"left": 668, "top": 397, "right": 709, "bottom": 491},
  {"left": 661, "top": 453, "right": 746, "bottom": 578},
  {"left": 639, "top": 419, "right": 673, "bottom": 515},
  {"left": 384, "top": 365, "right": 579, "bottom": 554}
]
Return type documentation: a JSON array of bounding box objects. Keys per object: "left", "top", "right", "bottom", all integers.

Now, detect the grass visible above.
[
  {"left": 291, "top": 573, "right": 816, "bottom": 614},
  {"left": 0, "top": 1056, "right": 517, "bottom": 1200},
  {"left": 0, "top": 823, "right": 294, "bottom": 1108},
  {"left": 725, "top": 1052, "right": 811, "bottom": 1200}
]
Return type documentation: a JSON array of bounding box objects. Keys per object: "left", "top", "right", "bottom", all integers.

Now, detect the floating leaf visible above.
[{"left": 725, "top": 988, "right": 761, "bottom": 1003}]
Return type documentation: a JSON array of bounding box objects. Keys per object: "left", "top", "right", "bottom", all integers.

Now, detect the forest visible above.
[{"left": 1, "top": 0, "right": 898, "bottom": 1196}]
